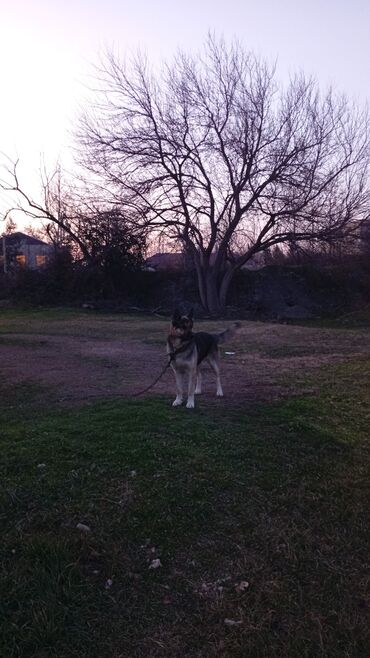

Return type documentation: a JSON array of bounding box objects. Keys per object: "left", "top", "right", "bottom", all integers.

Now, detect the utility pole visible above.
[{"left": 2, "top": 234, "right": 6, "bottom": 274}]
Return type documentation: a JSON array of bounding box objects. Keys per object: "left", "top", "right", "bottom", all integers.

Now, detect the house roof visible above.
[
  {"left": 2, "top": 232, "right": 51, "bottom": 247},
  {"left": 145, "top": 252, "right": 185, "bottom": 269}
]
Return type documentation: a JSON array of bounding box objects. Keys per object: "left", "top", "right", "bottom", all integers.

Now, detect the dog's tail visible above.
[{"left": 216, "top": 322, "right": 242, "bottom": 344}]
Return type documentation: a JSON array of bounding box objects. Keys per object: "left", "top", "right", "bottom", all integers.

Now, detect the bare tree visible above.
[
  {"left": 1, "top": 161, "right": 87, "bottom": 258},
  {"left": 77, "top": 36, "right": 370, "bottom": 314},
  {"left": 0, "top": 160, "right": 146, "bottom": 268}
]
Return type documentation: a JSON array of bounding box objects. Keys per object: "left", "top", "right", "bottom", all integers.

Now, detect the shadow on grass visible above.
[{"left": 1, "top": 375, "right": 369, "bottom": 658}]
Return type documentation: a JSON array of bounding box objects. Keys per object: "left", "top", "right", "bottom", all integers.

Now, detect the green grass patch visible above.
[
  {"left": 1, "top": 357, "right": 370, "bottom": 657},
  {"left": 0, "top": 307, "right": 159, "bottom": 341},
  {"left": 288, "top": 305, "right": 370, "bottom": 330}
]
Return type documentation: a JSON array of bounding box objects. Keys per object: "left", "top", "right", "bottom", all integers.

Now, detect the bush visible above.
[{"left": 1, "top": 255, "right": 369, "bottom": 320}]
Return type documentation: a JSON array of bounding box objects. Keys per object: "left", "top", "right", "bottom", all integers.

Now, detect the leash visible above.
[
  {"left": 57, "top": 337, "right": 194, "bottom": 402},
  {"left": 131, "top": 337, "right": 193, "bottom": 397},
  {"left": 130, "top": 360, "right": 172, "bottom": 397},
  {"left": 57, "top": 359, "right": 172, "bottom": 402},
  {"left": 57, "top": 344, "right": 188, "bottom": 402}
]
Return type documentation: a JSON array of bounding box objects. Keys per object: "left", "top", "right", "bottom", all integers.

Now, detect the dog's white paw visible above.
[
  {"left": 216, "top": 390, "right": 224, "bottom": 397},
  {"left": 172, "top": 397, "right": 183, "bottom": 407},
  {"left": 186, "top": 399, "right": 195, "bottom": 409}
]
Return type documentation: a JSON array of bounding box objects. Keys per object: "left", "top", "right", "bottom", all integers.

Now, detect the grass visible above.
[
  {"left": 0, "top": 310, "right": 369, "bottom": 657},
  {"left": 289, "top": 305, "right": 370, "bottom": 330},
  {"left": 0, "top": 307, "right": 159, "bottom": 343}
]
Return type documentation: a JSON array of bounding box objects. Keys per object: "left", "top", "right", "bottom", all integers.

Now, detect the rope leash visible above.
[
  {"left": 131, "top": 337, "right": 193, "bottom": 397},
  {"left": 130, "top": 360, "right": 172, "bottom": 397},
  {"left": 59, "top": 336, "right": 229, "bottom": 402},
  {"left": 57, "top": 361, "right": 172, "bottom": 402},
  {"left": 57, "top": 347, "right": 185, "bottom": 402}
]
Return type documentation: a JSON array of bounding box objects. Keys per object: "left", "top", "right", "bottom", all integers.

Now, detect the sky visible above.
[{"left": 0, "top": 0, "right": 369, "bottom": 225}]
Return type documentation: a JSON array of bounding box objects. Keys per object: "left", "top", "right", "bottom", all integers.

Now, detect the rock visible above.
[
  {"left": 224, "top": 618, "right": 242, "bottom": 626},
  {"left": 149, "top": 558, "right": 162, "bottom": 569}
]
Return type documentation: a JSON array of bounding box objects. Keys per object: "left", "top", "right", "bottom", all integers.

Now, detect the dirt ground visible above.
[{"left": 1, "top": 313, "right": 370, "bottom": 407}]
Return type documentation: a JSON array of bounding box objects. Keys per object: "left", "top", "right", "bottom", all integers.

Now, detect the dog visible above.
[{"left": 167, "top": 309, "right": 240, "bottom": 409}]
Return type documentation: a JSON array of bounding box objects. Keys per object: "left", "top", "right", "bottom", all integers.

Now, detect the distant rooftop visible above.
[
  {"left": 145, "top": 252, "right": 186, "bottom": 270},
  {"left": 2, "top": 231, "right": 50, "bottom": 247}
]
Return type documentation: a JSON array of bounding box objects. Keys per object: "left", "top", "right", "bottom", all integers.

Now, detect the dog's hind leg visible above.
[
  {"left": 207, "top": 353, "right": 223, "bottom": 397},
  {"left": 195, "top": 370, "right": 202, "bottom": 394},
  {"left": 172, "top": 369, "right": 185, "bottom": 406},
  {"left": 186, "top": 366, "right": 197, "bottom": 409}
]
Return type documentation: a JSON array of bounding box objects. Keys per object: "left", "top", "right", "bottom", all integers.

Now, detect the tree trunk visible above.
[
  {"left": 219, "top": 267, "right": 235, "bottom": 311},
  {"left": 194, "top": 260, "right": 208, "bottom": 310},
  {"left": 193, "top": 253, "right": 236, "bottom": 316},
  {"left": 205, "top": 270, "right": 223, "bottom": 315},
  {"left": 194, "top": 266, "right": 223, "bottom": 315}
]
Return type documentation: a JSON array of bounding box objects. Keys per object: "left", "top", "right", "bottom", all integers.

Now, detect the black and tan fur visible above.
[{"left": 167, "top": 309, "right": 240, "bottom": 409}]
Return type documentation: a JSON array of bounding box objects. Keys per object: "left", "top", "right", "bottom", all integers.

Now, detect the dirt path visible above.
[{"left": 1, "top": 317, "right": 370, "bottom": 407}]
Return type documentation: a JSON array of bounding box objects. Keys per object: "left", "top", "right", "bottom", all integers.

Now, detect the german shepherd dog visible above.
[{"left": 167, "top": 309, "right": 240, "bottom": 409}]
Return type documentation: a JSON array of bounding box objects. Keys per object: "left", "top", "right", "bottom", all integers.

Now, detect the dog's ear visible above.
[
  {"left": 172, "top": 308, "right": 181, "bottom": 321},
  {"left": 188, "top": 308, "right": 194, "bottom": 320}
]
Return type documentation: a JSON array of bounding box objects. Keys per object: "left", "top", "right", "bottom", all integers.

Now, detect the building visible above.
[
  {"left": 144, "top": 252, "right": 188, "bottom": 271},
  {"left": 1, "top": 232, "right": 54, "bottom": 272}
]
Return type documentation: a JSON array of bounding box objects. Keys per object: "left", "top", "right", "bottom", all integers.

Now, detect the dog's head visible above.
[{"left": 169, "top": 308, "right": 194, "bottom": 338}]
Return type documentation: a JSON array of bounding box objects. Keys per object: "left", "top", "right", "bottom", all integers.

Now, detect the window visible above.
[
  {"left": 16, "top": 255, "right": 26, "bottom": 267},
  {"left": 36, "top": 255, "right": 47, "bottom": 267}
]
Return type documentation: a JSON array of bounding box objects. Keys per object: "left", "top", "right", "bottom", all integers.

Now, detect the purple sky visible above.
[{"left": 0, "top": 0, "right": 369, "bottom": 218}]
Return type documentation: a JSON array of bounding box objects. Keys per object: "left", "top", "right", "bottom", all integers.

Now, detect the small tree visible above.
[
  {"left": 78, "top": 36, "right": 370, "bottom": 314},
  {"left": 4, "top": 217, "right": 17, "bottom": 235},
  {"left": 1, "top": 218, "right": 17, "bottom": 273},
  {"left": 76, "top": 207, "right": 146, "bottom": 294}
]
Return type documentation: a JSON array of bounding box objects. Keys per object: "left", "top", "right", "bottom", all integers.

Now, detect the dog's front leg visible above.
[
  {"left": 172, "top": 369, "right": 184, "bottom": 406},
  {"left": 186, "top": 366, "right": 197, "bottom": 409}
]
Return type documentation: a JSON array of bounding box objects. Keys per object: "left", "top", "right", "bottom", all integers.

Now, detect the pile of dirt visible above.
[{"left": 230, "top": 265, "right": 370, "bottom": 320}]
